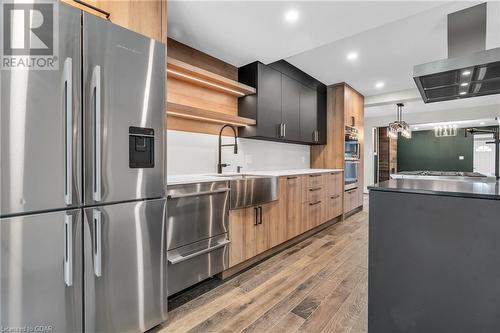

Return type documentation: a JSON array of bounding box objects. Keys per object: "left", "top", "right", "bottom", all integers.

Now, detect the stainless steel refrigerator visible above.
[{"left": 1, "top": 4, "right": 166, "bottom": 333}]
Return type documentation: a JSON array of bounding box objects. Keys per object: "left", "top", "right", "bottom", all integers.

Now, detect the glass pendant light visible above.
[{"left": 387, "top": 103, "right": 411, "bottom": 139}]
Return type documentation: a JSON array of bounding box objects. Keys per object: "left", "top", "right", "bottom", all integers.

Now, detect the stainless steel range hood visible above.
[{"left": 414, "top": 3, "right": 500, "bottom": 103}]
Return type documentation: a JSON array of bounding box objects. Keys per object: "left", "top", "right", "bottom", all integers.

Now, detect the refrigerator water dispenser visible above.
[{"left": 129, "top": 126, "right": 154, "bottom": 168}]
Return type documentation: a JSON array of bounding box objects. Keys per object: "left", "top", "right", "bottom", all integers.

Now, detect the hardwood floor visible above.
[{"left": 158, "top": 201, "right": 368, "bottom": 333}]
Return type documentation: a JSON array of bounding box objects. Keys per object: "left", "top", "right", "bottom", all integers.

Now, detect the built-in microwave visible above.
[{"left": 345, "top": 160, "right": 359, "bottom": 190}]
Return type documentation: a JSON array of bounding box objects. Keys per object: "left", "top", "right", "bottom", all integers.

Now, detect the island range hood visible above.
[{"left": 414, "top": 3, "right": 500, "bottom": 103}]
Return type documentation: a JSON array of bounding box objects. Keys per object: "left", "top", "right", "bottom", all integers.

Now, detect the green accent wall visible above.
[{"left": 397, "top": 129, "right": 473, "bottom": 172}]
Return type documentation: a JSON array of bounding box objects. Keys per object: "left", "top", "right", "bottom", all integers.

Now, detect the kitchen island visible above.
[{"left": 368, "top": 179, "right": 500, "bottom": 333}]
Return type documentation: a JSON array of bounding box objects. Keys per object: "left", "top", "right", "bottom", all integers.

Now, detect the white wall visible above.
[
  {"left": 167, "top": 130, "right": 310, "bottom": 175},
  {"left": 364, "top": 104, "right": 500, "bottom": 192}
]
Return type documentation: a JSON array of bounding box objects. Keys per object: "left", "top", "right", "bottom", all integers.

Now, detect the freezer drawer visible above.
[
  {"left": 167, "top": 234, "right": 229, "bottom": 296},
  {"left": 83, "top": 199, "right": 167, "bottom": 333},
  {"left": 0, "top": 209, "right": 82, "bottom": 332},
  {"left": 167, "top": 181, "right": 230, "bottom": 250},
  {"left": 0, "top": 4, "right": 81, "bottom": 216},
  {"left": 83, "top": 13, "right": 165, "bottom": 206}
]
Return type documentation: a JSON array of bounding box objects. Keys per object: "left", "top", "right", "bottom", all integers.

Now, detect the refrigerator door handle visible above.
[
  {"left": 92, "top": 65, "right": 102, "bottom": 202},
  {"left": 64, "top": 213, "right": 73, "bottom": 286},
  {"left": 93, "top": 209, "right": 102, "bottom": 277},
  {"left": 63, "top": 58, "right": 73, "bottom": 205}
]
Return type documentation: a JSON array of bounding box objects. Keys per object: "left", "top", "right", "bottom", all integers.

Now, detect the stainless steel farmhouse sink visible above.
[{"left": 214, "top": 174, "right": 279, "bottom": 209}]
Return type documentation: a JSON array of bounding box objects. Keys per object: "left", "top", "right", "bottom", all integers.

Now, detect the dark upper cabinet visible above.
[
  {"left": 238, "top": 60, "right": 326, "bottom": 145},
  {"left": 238, "top": 62, "right": 282, "bottom": 139},
  {"left": 299, "top": 84, "right": 318, "bottom": 143},
  {"left": 281, "top": 75, "right": 301, "bottom": 141}
]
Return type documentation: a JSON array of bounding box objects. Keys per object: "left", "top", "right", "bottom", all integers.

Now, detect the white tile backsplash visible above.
[{"left": 167, "top": 130, "right": 310, "bottom": 175}]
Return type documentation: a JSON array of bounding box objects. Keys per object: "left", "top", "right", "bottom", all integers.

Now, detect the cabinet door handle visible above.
[
  {"left": 309, "top": 187, "right": 322, "bottom": 192},
  {"left": 259, "top": 206, "right": 263, "bottom": 224},
  {"left": 283, "top": 123, "right": 286, "bottom": 138},
  {"left": 309, "top": 174, "right": 322, "bottom": 178},
  {"left": 330, "top": 194, "right": 340, "bottom": 199},
  {"left": 287, "top": 176, "right": 298, "bottom": 180},
  {"left": 254, "top": 207, "right": 258, "bottom": 225},
  {"left": 351, "top": 116, "right": 355, "bottom": 127},
  {"left": 309, "top": 200, "right": 321, "bottom": 206}
]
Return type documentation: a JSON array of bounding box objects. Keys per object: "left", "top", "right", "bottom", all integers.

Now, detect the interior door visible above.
[
  {"left": 83, "top": 13, "right": 165, "bottom": 205},
  {"left": 0, "top": 4, "right": 81, "bottom": 216},
  {"left": 281, "top": 75, "right": 301, "bottom": 141},
  {"left": 0, "top": 209, "right": 82, "bottom": 332},
  {"left": 84, "top": 199, "right": 167, "bottom": 333}
]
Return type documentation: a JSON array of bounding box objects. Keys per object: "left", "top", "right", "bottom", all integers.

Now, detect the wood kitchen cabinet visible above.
[
  {"left": 279, "top": 176, "right": 303, "bottom": 239},
  {"left": 228, "top": 202, "right": 279, "bottom": 267},
  {"left": 62, "top": 0, "right": 166, "bottom": 42}
]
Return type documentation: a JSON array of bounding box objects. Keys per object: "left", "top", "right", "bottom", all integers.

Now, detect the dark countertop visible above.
[{"left": 369, "top": 178, "right": 500, "bottom": 200}]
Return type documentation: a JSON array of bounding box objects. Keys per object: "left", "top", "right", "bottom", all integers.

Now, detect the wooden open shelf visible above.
[
  {"left": 167, "top": 102, "right": 256, "bottom": 127},
  {"left": 167, "top": 57, "right": 256, "bottom": 97}
]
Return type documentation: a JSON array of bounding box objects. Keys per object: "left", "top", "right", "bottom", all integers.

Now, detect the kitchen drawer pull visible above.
[
  {"left": 167, "top": 188, "right": 230, "bottom": 199},
  {"left": 309, "top": 174, "right": 322, "bottom": 178},
  {"left": 309, "top": 200, "right": 322, "bottom": 206},
  {"left": 309, "top": 187, "right": 322, "bottom": 192},
  {"left": 330, "top": 194, "right": 340, "bottom": 199},
  {"left": 286, "top": 176, "right": 298, "bottom": 180},
  {"left": 168, "top": 240, "right": 230, "bottom": 265}
]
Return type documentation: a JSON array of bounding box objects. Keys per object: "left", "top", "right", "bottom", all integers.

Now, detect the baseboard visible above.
[
  {"left": 344, "top": 205, "right": 363, "bottom": 218},
  {"left": 219, "top": 216, "right": 343, "bottom": 280}
]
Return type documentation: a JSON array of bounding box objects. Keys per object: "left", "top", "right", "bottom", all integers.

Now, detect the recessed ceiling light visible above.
[
  {"left": 375, "top": 81, "right": 385, "bottom": 89},
  {"left": 346, "top": 52, "right": 358, "bottom": 61},
  {"left": 459, "top": 91, "right": 467, "bottom": 95},
  {"left": 284, "top": 9, "right": 299, "bottom": 23},
  {"left": 414, "top": 127, "right": 419, "bottom": 130},
  {"left": 460, "top": 82, "right": 469, "bottom": 87},
  {"left": 480, "top": 122, "right": 486, "bottom": 125},
  {"left": 462, "top": 70, "right": 471, "bottom": 76}
]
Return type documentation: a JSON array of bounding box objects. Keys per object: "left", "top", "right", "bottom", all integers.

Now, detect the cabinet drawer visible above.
[
  {"left": 326, "top": 194, "right": 343, "bottom": 220},
  {"left": 303, "top": 185, "right": 326, "bottom": 203},
  {"left": 304, "top": 173, "right": 325, "bottom": 188},
  {"left": 327, "top": 172, "right": 343, "bottom": 196},
  {"left": 302, "top": 200, "right": 323, "bottom": 231},
  {"left": 344, "top": 188, "right": 357, "bottom": 213}
]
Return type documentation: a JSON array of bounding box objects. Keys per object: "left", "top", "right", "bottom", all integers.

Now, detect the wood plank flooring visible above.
[{"left": 157, "top": 201, "right": 368, "bottom": 333}]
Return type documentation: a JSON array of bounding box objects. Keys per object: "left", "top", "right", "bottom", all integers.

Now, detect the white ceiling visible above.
[
  {"left": 287, "top": 1, "right": 499, "bottom": 96},
  {"left": 366, "top": 94, "right": 500, "bottom": 118},
  {"left": 168, "top": 1, "right": 447, "bottom": 67},
  {"left": 168, "top": 1, "right": 500, "bottom": 116}
]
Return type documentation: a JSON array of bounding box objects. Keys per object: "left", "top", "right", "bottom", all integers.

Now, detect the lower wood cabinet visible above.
[
  {"left": 228, "top": 171, "right": 344, "bottom": 268},
  {"left": 281, "top": 176, "right": 303, "bottom": 239},
  {"left": 302, "top": 200, "right": 324, "bottom": 231},
  {"left": 228, "top": 201, "right": 280, "bottom": 267},
  {"left": 344, "top": 188, "right": 359, "bottom": 213}
]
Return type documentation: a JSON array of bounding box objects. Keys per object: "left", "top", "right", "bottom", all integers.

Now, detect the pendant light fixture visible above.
[{"left": 388, "top": 103, "right": 411, "bottom": 139}]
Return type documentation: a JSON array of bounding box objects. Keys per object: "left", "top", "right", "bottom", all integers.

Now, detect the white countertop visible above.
[{"left": 167, "top": 168, "right": 343, "bottom": 186}]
